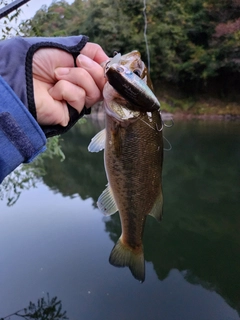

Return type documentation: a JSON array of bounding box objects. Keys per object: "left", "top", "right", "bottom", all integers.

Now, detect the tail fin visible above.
[{"left": 109, "top": 238, "right": 145, "bottom": 282}]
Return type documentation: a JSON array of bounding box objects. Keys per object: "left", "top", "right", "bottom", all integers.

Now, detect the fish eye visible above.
[{"left": 133, "top": 69, "right": 141, "bottom": 77}]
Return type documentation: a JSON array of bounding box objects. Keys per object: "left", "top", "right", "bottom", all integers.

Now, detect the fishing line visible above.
[
  {"left": 143, "top": 0, "right": 150, "bottom": 73},
  {"left": 159, "top": 112, "right": 173, "bottom": 151},
  {"left": 138, "top": 116, "right": 172, "bottom": 151},
  {"left": 158, "top": 110, "right": 174, "bottom": 128},
  {"left": 0, "top": 0, "right": 30, "bottom": 19},
  {"left": 142, "top": 1, "right": 173, "bottom": 153},
  {"left": 139, "top": 117, "right": 156, "bottom": 131}
]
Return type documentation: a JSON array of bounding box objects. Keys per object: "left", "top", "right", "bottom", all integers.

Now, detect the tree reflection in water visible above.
[
  {"left": 0, "top": 134, "right": 66, "bottom": 206},
  {"left": 0, "top": 118, "right": 106, "bottom": 207},
  {"left": 0, "top": 293, "right": 68, "bottom": 320}
]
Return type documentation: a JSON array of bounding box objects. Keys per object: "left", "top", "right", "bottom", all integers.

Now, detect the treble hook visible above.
[
  {"left": 163, "top": 118, "right": 174, "bottom": 128},
  {"left": 156, "top": 122, "right": 163, "bottom": 132},
  {"left": 158, "top": 110, "right": 174, "bottom": 128},
  {"left": 163, "top": 136, "right": 172, "bottom": 151}
]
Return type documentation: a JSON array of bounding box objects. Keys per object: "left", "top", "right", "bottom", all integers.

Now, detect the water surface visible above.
[{"left": 0, "top": 118, "right": 239, "bottom": 320}]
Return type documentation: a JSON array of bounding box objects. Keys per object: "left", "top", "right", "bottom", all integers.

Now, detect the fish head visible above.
[
  {"left": 104, "top": 55, "right": 160, "bottom": 112},
  {"left": 118, "top": 51, "right": 153, "bottom": 89}
]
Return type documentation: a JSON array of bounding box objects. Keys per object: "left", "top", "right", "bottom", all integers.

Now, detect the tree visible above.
[
  {"left": 0, "top": 293, "right": 68, "bottom": 320},
  {"left": 20, "top": 0, "right": 240, "bottom": 98}
]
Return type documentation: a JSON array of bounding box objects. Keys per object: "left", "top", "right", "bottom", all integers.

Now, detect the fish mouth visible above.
[{"left": 104, "top": 99, "right": 140, "bottom": 123}]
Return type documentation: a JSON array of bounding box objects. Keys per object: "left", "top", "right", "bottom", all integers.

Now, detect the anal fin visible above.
[{"left": 149, "top": 189, "right": 163, "bottom": 222}]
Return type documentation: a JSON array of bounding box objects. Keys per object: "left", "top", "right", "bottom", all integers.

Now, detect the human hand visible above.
[{"left": 32, "top": 42, "right": 109, "bottom": 126}]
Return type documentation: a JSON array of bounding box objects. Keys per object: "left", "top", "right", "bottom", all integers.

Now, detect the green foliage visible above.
[
  {"left": 0, "top": 166, "right": 38, "bottom": 206},
  {"left": 0, "top": 136, "right": 66, "bottom": 206},
  {"left": 33, "top": 136, "right": 65, "bottom": 169},
  {"left": 0, "top": 0, "right": 23, "bottom": 38},
  {"left": 24, "top": 0, "right": 240, "bottom": 96},
  {"left": 21, "top": 1, "right": 73, "bottom": 36},
  {"left": 2, "top": 0, "right": 240, "bottom": 95},
  {"left": 0, "top": 293, "right": 68, "bottom": 319}
]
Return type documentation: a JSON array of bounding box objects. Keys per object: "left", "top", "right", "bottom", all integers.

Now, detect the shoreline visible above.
[
  {"left": 89, "top": 107, "right": 240, "bottom": 122},
  {"left": 161, "top": 111, "right": 240, "bottom": 121}
]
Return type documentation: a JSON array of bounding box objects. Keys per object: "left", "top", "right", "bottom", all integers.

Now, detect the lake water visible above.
[{"left": 0, "top": 117, "right": 239, "bottom": 320}]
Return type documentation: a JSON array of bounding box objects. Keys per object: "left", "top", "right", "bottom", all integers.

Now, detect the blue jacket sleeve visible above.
[
  {"left": 0, "top": 35, "right": 90, "bottom": 183},
  {"left": 0, "top": 76, "right": 46, "bottom": 183},
  {"left": 0, "top": 35, "right": 90, "bottom": 137}
]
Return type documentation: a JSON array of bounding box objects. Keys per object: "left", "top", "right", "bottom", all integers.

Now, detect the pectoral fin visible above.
[
  {"left": 97, "top": 184, "right": 118, "bottom": 216},
  {"left": 149, "top": 189, "right": 163, "bottom": 222},
  {"left": 88, "top": 128, "right": 106, "bottom": 152}
]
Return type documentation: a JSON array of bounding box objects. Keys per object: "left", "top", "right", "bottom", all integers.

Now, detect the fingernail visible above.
[
  {"left": 55, "top": 68, "right": 70, "bottom": 77},
  {"left": 77, "top": 55, "right": 92, "bottom": 69}
]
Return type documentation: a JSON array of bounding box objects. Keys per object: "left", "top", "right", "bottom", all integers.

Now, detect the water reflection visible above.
[
  {"left": 1, "top": 117, "right": 240, "bottom": 317},
  {"left": 41, "top": 119, "right": 106, "bottom": 206},
  {"left": 1, "top": 293, "right": 67, "bottom": 319},
  {"left": 66, "top": 118, "right": 240, "bottom": 315}
]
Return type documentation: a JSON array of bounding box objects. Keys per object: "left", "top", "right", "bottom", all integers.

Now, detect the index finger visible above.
[{"left": 80, "top": 42, "right": 109, "bottom": 64}]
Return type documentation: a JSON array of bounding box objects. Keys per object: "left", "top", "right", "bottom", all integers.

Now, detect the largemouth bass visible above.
[{"left": 88, "top": 51, "right": 163, "bottom": 282}]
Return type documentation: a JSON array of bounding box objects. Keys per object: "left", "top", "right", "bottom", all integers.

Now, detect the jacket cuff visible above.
[
  {"left": 0, "top": 35, "right": 90, "bottom": 137},
  {"left": 0, "top": 77, "right": 46, "bottom": 183}
]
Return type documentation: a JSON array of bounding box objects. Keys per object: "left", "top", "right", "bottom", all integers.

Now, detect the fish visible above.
[{"left": 88, "top": 51, "right": 163, "bottom": 282}]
